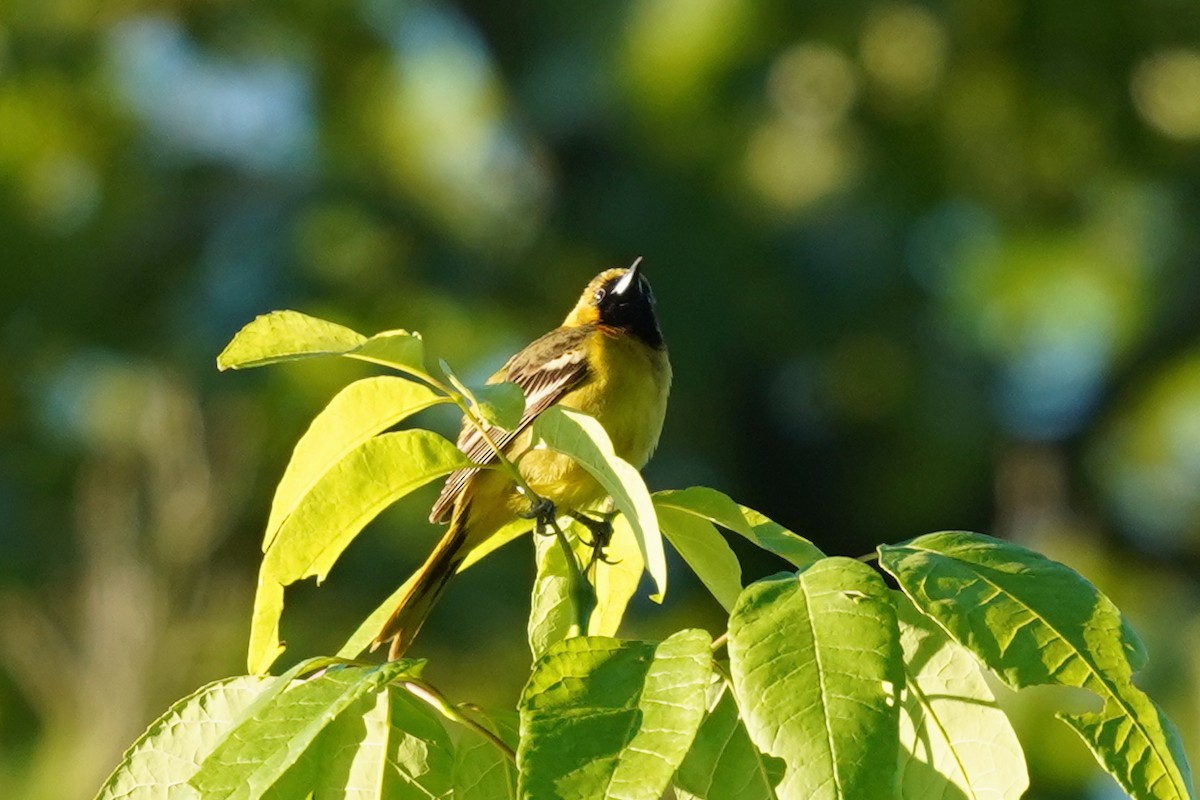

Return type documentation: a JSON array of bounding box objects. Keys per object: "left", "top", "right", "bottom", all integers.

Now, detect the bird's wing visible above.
[{"left": 428, "top": 325, "right": 592, "bottom": 523}]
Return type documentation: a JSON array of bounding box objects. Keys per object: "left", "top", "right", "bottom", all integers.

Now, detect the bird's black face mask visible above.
[{"left": 596, "top": 266, "right": 664, "bottom": 349}]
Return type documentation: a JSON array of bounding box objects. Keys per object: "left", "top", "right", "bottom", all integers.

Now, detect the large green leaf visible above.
[
  {"left": 190, "top": 662, "right": 421, "bottom": 800},
  {"left": 880, "top": 532, "right": 1194, "bottom": 800},
  {"left": 217, "top": 311, "right": 367, "bottom": 370},
  {"left": 531, "top": 406, "right": 667, "bottom": 601},
  {"left": 527, "top": 522, "right": 586, "bottom": 659},
  {"left": 894, "top": 593, "right": 1028, "bottom": 800},
  {"left": 95, "top": 677, "right": 280, "bottom": 800},
  {"left": 673, "top": 685, "right": 783, "bottom": 800},
  {"left": 242, "top": 680, "right": 454, "bottom": 800},
  {"left": 217, "top": 310, "right": 428, "bottom": 376},
  {"left": 249, "top": 429, "right": 469, "bottom": 673},
  {"left": 263, "top": 376, "right": 448, "bottom": 550},
  {"left": 587, "top": 513, "right": 645, "bottom": 637},
  {"left": 652, "top": 488, "right": 823, "bottom": 570},
  {"left": 656, "top": 505, "right": 742, "bottom": 612},
  {"left": 518, "top": 630, "right": 713, "bottom": 800},
  {"left": 728, "top": 558, "right": 902, "bottom": 800},
  {"left": 453, "top": 709, "right": 519, "bottom": 800}
]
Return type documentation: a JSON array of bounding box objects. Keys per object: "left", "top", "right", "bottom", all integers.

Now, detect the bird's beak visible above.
[{"left": 613, "top": 256, "right": 644, "bottom": 296}]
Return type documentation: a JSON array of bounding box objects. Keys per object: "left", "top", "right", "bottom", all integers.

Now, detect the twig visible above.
[{"left": 399, "top": 679, "right": 517, "bottom": 763}]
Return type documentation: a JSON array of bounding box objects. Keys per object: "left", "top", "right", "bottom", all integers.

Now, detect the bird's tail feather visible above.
[{"left": 374, "top": 510, "right": 470, "bottom": 660}]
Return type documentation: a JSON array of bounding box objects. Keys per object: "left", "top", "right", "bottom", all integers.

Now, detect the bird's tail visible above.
[{"left": 373, "top": 507, "right": 471, "bottom": 660}]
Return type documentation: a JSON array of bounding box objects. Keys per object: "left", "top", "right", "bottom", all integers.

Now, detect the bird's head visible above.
[{"left": 563, "top": 258, "right": 664, "bottom": 348}]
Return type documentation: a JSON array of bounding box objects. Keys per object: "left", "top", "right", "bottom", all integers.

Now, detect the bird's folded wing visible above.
[{"left": 428, "top": 325, "right": 592, "bottom": 523}]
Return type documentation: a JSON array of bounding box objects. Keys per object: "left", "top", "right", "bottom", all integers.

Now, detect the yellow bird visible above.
[{"left": 374, "top": 259, "right": 671, "bottom": 659}]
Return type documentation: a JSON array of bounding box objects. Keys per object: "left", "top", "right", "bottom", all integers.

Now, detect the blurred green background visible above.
[{"left": 3, "top": 0, "right": 1200, "bottom": 797}]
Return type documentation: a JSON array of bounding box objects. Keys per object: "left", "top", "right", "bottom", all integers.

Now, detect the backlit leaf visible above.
[
  {"left": 531, "top": 406, "right": 667, "bottom": 602},
  {"left": 880, "top": 532, "right": 1194, "bottom": 800},
  {"left": 894, "top": 593, "right": 1028, "bottom": 800},
  {"left": 653, "top": 487, "right": 822, "bottom": 570},
  {"left": 728, "top": 558, "right": 902, "bottom": 800}
]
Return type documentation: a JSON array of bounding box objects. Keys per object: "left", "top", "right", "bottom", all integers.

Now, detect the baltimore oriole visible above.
[{"left": 374, "top": 259, "right": 671, "bottom": 659}]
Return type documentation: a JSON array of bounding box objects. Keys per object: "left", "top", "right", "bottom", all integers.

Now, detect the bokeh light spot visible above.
[
  {"left": 1132, "top": 49, "right": 1200, "bottom": 140},
  {"left": 860, "top": 4, "right": 947, "bottom": 101}
]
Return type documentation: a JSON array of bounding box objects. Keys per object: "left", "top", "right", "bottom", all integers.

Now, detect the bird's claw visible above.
[{"left": 521, "top": 496, "right": 558, "bottom": 535}]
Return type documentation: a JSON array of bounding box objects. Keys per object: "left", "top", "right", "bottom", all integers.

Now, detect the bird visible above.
[{"left": 373, "top": 259, "right": 671, "bottom": 659}]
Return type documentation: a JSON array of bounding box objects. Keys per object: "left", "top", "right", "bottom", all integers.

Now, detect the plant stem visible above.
[{"left": 399, "top": 679, "right": 517, "bottom": 763}]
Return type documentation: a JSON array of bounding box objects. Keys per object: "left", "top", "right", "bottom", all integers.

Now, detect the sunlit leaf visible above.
[
  {"left": 217, "top": 311, "right": 367, "bottom": 371},
  {"left": 653, "top": 488, "right": 823, "bottom": 569},
  {"left": 880, "top": 532, "right": 1195, "bottom": 800},
  {"left": 518, "top": 630, "right": 712, "bottom": 800},
  {"left": 527, "top": 523, "right": 586, "bottom": 660},
  {"left": 190, "top": 662, "right": 421, "bottom": 800},
  {"left": 728, "top": 558, "right": 902, "bottom": 800},
  {"left": 248, "top": 430, "right": 468, "bottom": 674},
  {"left": 217, "top": 311, "right": 429, "bottom": 379},
  {"left": 246, "top": 575, "right": 286, "bottom": 675},
  {"left": 657, "top": 505, "right": 742, "bottom": 612},
  {"left": 531, "top": 406, "right": 667, "bottom": 601},
  {"left": 95, "top": 677, "right": 280, "bottom": 800},
  {"left": 587, "top": 513, "right": 645, "bottom": 637},
  {"left": 381, "top": 687, "right": 456, "bottom": 799},
  {"left": 261, "top": 684, "right": 455, "bottom": 800},
  {"left": 894, "top": 593, "right": 1028, "bottom": 800},
  {"left": 349, "top": 329, "right": 428, "bottom": 374},
  {"left": 264, "top": 376, "right": 448, "bottom": 551},
  {"left": 453, "top": 709, "right": 518, "bottom": 800},
  {"left": 673, "top": 685, "right": 783, "bottom": 800},
  {"left": 263, "top": 430, "right": 469, "bottom": 583}
]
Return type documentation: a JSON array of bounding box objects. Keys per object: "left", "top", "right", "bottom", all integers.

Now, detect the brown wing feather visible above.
[{"left": 428, "top": 325, "right": 592, "bottom": 523}]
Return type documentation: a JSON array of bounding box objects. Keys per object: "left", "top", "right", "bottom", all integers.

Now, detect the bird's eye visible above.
[{"left": 594, "top": 288, "right": 606, "bottom": 303}]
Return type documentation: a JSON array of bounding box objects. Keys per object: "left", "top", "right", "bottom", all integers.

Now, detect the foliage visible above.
[{"left": 94, "top": 314, "right": 1195, "bottom": 799}]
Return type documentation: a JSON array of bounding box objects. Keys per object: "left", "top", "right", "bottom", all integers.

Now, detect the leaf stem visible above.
[
  {"left": 399, "top": 679, "right": 517, "bottom": 763},
  {"left": 710, "top": 631, "right": 729, "bottom": 652}
]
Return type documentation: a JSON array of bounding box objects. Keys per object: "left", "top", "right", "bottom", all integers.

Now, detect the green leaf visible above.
[
  {"left": 673, "top": 685, "right": 783, "bottom": 800},
  {"left": 518, "top": 630, "right": 713, "bottom": 800},
  {"left": 527, "top": 523, "right": 584, "bottom": 660},
  {"left": 216, "top": 310, "right": 429, "bottom": 377},
  {"left": 880, "top": 532, "right": 1195, "bottom": 800},
  {"left": 349, "top": 330, "right": 428, "bottom": 374},
  {"left": 264, "top": 376, "right": 449, "bottom": 550},
  {"left": 249, "top": 430, "right": 469, "bottom": 673},
  {"left": 190, "top": 662, "right": 421, "bottom": 800},
  {"left": 247, "top": 574, "right": 287, "bottom": 675},
  {"left": 728, "top": 558, "right": 902, "bottom": 800},
  {"left": 380, "top": 687, "right": 456, "bottom": 799},
  {"left": 531, "top": 406, "right": 667, "bottom": 601},
  {"left": 588, "top": 513, "right": 645, "bottom": 637},
  {"left": 217, "top": 311, "right": 367, "bottom": 371},
  {"left": 894, "top": 593, "right": 1028, "bottom": 800},
  {"left": 472, "top": 381, "right": 525, "bottom": 429},
  {"left": 657, "top": 505, "right": 742, "bottom": 612},
  {"left": 652, "top": 488, "right": 823, "bottom": 569},
  {"left": 95, "top": 676, "right": 280, "bottom": 800},
  {"left": 453, "top": 709, "right": 519, "bottom": 800}
]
